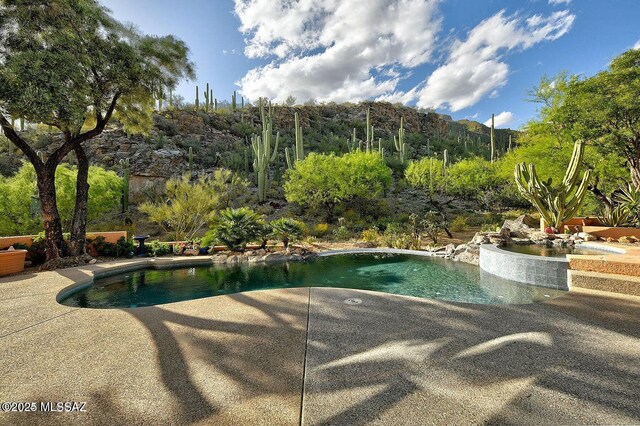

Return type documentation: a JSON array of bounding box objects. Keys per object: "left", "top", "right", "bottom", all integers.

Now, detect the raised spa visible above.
[{"left": 59, "top": 254, "right": 564, "bottom": 308}]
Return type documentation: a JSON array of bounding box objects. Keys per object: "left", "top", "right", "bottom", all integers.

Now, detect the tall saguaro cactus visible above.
[
  {"left": 119, "top": 159, "right": 130, "bottom": 215},
  {"left": 232, "top": 91, "right": 237, "bottom": 110},
  {"left": 514, "top": 140, "right": 591, "bottom": 229},
  {"left": 286, "top": 112, "right": 305, "bottom": 169},
  {"left": 251, "top": 100, "right": 280, "bottom": 202},
  {"left": 394, "top": 117, "right": 407, "bottom": 164},
  {"left": 195, "top": 85, "right": 200, "bottom": 110},
  {"left": 490, "top": 113, "right": 495, "bottom": 163},
  {"left": 204, "top": 83, "right": 210, "bottom": 112}
]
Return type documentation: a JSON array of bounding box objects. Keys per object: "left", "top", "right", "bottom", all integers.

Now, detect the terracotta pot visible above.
[{"left": 0, "top": 249, "right": 28, "bottom": 276}]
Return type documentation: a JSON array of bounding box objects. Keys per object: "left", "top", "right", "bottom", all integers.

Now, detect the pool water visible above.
[
  {"left": 60, "top": 254, "right": 565, "bottom": 308},
  {"left": 500, "top": 244, "right": 606, "bottom": 258}
]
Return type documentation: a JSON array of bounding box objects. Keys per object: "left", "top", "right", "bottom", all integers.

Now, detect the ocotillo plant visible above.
[
  {"left": 514, "top": 140, "right": 591, "bottom": 229},
  {"left": 490, "top": 113, "right": 495, "bottom": 163},
  {"left": 285, "top": 112, "right": 305, "bottom": 169},
  {"left": 119, "top": 159, "right": 130, "bottom": 214},
  {"left": 251, "top": 100, "right": 280, "bottom": 202},
  {"left": 394, "top": 117, "right": 407, "bottom": 164},
  {"left": 195, "top": 85, "right": 200, "bottom": 110}
]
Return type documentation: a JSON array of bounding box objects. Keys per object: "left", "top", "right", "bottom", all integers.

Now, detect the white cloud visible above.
[
  {"left": 633, "top": 39, "right": 640, "bottom": 50},
  {"left": 235, "top": 0, "right": 441, "bottom": 103},
  {"left": 484, "top": 111, "right": 514, "bottom": 128},
  {"left": 549, "top": 0, "right": 571, "bottom": 5},
  {"left": 234, "top": 2, "right": 574, "bottom": 109},
  {"left": 412, "top": 9, "right": 575, "bottom": 111}
]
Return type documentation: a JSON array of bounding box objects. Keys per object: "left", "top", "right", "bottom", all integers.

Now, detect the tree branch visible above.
[{"left": 0, "top": 112, "right": 43, "bottom": 167}]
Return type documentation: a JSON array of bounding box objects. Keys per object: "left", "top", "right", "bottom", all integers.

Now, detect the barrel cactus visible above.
[{"left": 514, "top": 140, "right": 591, "bottom": 229}]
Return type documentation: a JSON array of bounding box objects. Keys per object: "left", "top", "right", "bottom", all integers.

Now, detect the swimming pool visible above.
[
  {"left": 59, "top": 254, "right": 565, "bottom": 308},
  {"left": 500, "top": 244, "right": 608, "bottom": 258}
]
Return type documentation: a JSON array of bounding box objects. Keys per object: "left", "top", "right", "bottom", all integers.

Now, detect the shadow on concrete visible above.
[{"left": 302, "top": 288, "right": 640, "bottom": 425}]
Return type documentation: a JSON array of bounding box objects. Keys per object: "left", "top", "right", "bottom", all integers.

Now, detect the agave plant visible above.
[{"left": 613, "top": 182, "right": 640, "bottom": 227}]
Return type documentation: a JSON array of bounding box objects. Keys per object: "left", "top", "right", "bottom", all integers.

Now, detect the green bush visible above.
[
  {"left": 360, "top": 228, "right": 381, "bottom": 246},
  {"left": 450, "top": 216, "right": 468, "bottom": 232},
  {"left": 90, "top": 236, "right": 135, "bottom": 257},
  {"left": 382, "top": 224, "right": 413, "bottom": 249},
  {"left": 149, "top": 240, "right": 171, "bottom": 257},
  {"left": 312, "top": 223, "right": 330, "bottom": 237},
  {"left": 332, "top": 225, "right": 350, "bottom": 241},
  {"left": 214, "top": 207, "right": 265, "bottom": 252},
  {"left": 270, "top": 218, "right": 306, "bottom": 249}
]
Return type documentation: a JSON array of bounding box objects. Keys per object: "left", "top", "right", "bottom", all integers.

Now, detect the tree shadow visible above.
[{"left": 301, "top": 288, "right": 640, "bottom": 424}]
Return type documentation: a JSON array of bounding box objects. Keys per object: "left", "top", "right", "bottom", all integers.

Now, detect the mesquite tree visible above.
[{"left": 0, "top": 0, "right": 194, "bottom": 262}]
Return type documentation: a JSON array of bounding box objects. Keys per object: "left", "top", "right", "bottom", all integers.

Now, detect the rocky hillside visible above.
[{"left": 1, "top": 102, "right": 517, "bottom": 185}]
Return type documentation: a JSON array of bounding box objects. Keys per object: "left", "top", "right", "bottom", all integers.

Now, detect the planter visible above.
[{"left": 0, "top": 249, "right": 28, "bottom": 276}]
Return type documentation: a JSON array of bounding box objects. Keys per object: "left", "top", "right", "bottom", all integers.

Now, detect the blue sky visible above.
[{"left": 102, "top": 0, "right": 639, "bottom": 129}]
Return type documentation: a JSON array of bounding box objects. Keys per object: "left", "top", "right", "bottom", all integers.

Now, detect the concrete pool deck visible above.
[{"left": 1, "top": 259, "right": 640, "bottom": 425}]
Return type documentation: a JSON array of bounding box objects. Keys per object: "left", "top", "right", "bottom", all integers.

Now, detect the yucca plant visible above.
[
  {"left": 613, "top": 182, "right": 640, "bottom": 227},
  {"left": 270, "top": 218, "right": 305, "bottom": 249},
  {"left": 214, "top": 207, "right": 265, "bottom": 251}
]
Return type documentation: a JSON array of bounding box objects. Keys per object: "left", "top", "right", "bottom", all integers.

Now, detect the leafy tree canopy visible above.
[
  {"left": 284, "top": 151, "right": 392, "bottom": 218},
  {"left": 0, "top": 162, "right": 122, "bottom": 236}
]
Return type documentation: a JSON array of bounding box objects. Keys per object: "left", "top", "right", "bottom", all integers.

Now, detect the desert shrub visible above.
[
  {"left": 149, "top": 240, "right": 171, "bottom": 257},
  {"left": 213, "top": 207, "right": 265, "bottom": 252},
  {"left": 332, "top": 224, "right": 350, "bottom": 241},
  {"left": 312, "top": 223, "right": 330, "bottom": 237},
  {"left": 10, "top": 238, "right": 46, "bottom": 266},
  {"left": 360, "top": 228, "right": 381, "bottom": 246},
  {"left": 382, "top": 224, "right": 413, "bottom": 249},
  {"left": 270, "top": 218, "right": 306, "bottom": 249},
  {"left": 449, "top": 216, "right": 468, "bottom": 232},
  {"left": 91, "top": 236, "right": 135, "bottom": 257},
  {"left": 284, "top": 151, "right": 392, "bottom": 221}
]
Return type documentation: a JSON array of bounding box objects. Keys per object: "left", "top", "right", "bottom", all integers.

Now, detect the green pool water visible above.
[{"left": 59, "top": 254, "right": 565, "bottom": 308}]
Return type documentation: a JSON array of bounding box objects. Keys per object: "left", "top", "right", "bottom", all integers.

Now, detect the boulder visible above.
[
  {"left": 212, "top": 255, "right": 228, "bottom": 263},
  {"left": 577, "top": 232, "right": 597, "bottom": 242},
  {"left": 619, "top": 235, "right": 638, "bottom": 244},
  {"left": 445, "top": 243, "right": 456, "bottom": 256},
  {"left": 502, "top": 215, "right": 537, "bottom": 237}
]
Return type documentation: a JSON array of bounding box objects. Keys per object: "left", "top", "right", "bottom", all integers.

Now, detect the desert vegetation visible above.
[{"left": 1, "top": 1, "right": 639, "bottom": 267}]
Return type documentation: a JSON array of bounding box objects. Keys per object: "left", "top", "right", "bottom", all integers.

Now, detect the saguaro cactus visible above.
[
  {"left": 195, "top": 85, "right": 200, "bottom": 110},
  {"left": 251, "top": 100, "right": 280, "bottom": 202},
  {"left": 232, "top": 91, "right": 237, "bottom": 110},
  {"left": 394, "top": 117, "right": 407, "bottom": 164},
  {"left": 285, "top": 112, "right": 305, "bottom": 169},
  {"left": 490, "top": 113, "right": 495, "bottom": 163},
  {"left": 514, "top": 140, "right": 591, "bottom": 229},
  {"left": 204, "top": 83, "right": 210, "bottom": 112},
  {"left": 119, "top": 159, "right": 130, "bottom": 214},
  {"left": 188, "top": 147, "right": 194, "bottom": 175}
]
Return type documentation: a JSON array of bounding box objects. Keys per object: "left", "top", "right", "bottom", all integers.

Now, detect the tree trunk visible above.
[
  {"left": 36, "top": 167, "right": 66, "bottom": 262},
  {"left": 69, "top": 146, "right": 90, "bottom": 256}
]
